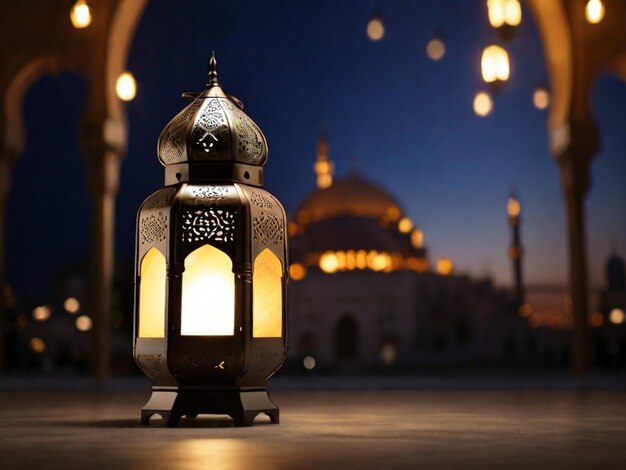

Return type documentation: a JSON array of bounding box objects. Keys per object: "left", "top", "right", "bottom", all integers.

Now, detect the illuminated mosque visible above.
[{"left": 286, "top": 132, "right": 552, "bottom": 370}]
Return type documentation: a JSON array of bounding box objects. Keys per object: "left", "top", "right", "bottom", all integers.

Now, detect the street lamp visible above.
[{"left": 134, "top": 53, "right": 288, "bottom": 427}]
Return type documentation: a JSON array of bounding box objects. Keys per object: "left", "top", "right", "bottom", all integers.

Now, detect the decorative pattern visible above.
[
  {"left": 234, "top": 110, "right": 265, "bottom": 163},
  {"left": 141, "top": 212, "right": 168, "bottom": 245},
  {"left": 143, "top": 188, "right": 176, "bottom": 211},
  {"left": 191, "top": 186, "right": 229, "bottom": 204},
  {"left": 253, "top": 213, "right": 284, "bottom": 246},
  {"left": 191, "top": 99, "right": 228, "bottom": 156},
  {"left": 181, "top": 208, "right": 236, "bottom": 243},
  {"left": 158, "top": 99, "right": 202, "bottom": 164},
  {"left": 250, "top": 191, "right": 275, "bottom": 209}
]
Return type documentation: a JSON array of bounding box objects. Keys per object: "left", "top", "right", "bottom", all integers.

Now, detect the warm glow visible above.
[
  {"left": 182, "top": 245, "right": 234, "bottom": 336},
  {"left": 473, "top": 91, "right": 493, "bottom": 117},
  {"left": 519, "top": 303, "right": 533, "bottom": 317},
  {"left": 356, "top": 250, "right": 367, "bottom": 269},
  {"left": 585, "top": 0, "right": 605, "bottom": 24},
  {"left": 380, "top": 343, "right": 397, "bottom": 365},
  {"left": 398, "top": 217, "right": 413, "bottom": 234},
  {"left": 436, "top": 257, "right": 454, "bottom": 276},
  {"left": 288, "top": 221, "right": 298, "bottom": 237},
  {"left": 487, "top": 0, "right": 521, "bottom": 28},
  {"left": 589, "top": 311, "right": 604, "bottom": 327},
  {"left": 303, "top": 356, "right": 316, "bottom": 370},
  {"left": 319, "top": 251, "right": 340, "bottom": 273},
  {"left": 253, "top": 249, "right": 283, "bottom": 338},
  {"left": 386, "top": 207, "right": 401, "bottom": 221},
  {"left": 371, "top": 252, "right": 391, "bottom": 272},
  {"left": 411, "top": 229, "right": 424, "bottom": 248},
  {"left": 481, "top": 45, "right": 510, "bottom": 83},
  {"left": 529, "top": 314, "right": 542, "bottom": 328},
  {"left": 32, "top": 305, "right": 51, "bottom": 322},
  {"left": 289, "top": 263, "right": 307, "bottom": 281},
  {"left": 367, "top": 17, "right": 384, "bottom": 41},
  {"left": 426, "top": 38, "right": 446, "bottom": 61},
  {"left": 29, "top": 337, "right": 46, "bottom": 353},
  {"left": 609, "top": 308, "right": 625, "bottom": 325},
  {"left": 75, "top": 315, "right": 93, "bottom": 332},
  {"left": 116, "top": 72, "right": 137, "bottom": 101},
  {"left": 70, "top": 0, "right": 91, "bottom": 29},
  {"left": 138, "top": 248, "right": 167, "bottom": 338},
  {"left": 64, "top": 297, "right": 80, "bottom": 314},
  {"left": 533, "top": 88, "right": 550, "bottom": 110},
  {"left": 507, "top": 197, "right": 521, "bottom": 217},
  {"left": 317, "top": 174, "right": 332, "bottom": 189}
]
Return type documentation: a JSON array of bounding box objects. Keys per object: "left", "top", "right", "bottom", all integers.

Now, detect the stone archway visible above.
[{"left": 0, "top": 0, "right": 149, "bottom": 378}]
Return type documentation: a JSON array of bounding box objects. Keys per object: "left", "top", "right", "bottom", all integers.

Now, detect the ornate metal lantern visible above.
[{"left": 133, "top": 54, "right": 288, "bottom": 427}]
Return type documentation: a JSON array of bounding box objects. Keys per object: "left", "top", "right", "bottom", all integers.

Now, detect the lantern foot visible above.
[{"left": 139, "top": 388, "right": 280, "bottom": 427}]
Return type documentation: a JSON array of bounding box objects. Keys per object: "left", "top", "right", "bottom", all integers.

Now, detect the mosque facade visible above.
[{"left": 286, "top": 133, "right": 545, "bottom": 371}]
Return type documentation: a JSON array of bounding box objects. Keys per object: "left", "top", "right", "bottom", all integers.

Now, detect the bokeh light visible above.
[
  {"left": 473, "top": 91, "right": 493, "bottom": 117},
  {"left": 426, "top": 38, "right": 446, "bottom": 61},
  {"left": 69, "top": 0, "right": 91, "bottom": 29},
  {"left": 116, "top": 72, "right": 137, "bottom": 101},
  {"left": 367, "top": 17, "right": 384, "bottom": 41}
]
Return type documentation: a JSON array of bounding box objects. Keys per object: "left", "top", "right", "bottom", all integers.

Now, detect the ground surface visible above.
[{"left": 1, "top": 380, "right": 625, "bottom": 469}]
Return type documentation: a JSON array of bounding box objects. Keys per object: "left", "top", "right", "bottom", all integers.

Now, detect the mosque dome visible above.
[
  {"left": 290, "top": 162, "right": 429, "bottom": 275},
  {"left": 295, "top": 173, "right": 403, "bottom": 226}
]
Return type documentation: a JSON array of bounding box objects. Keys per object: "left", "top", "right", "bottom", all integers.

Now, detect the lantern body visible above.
[{"left": 133, "top": 55, "right": 288, "bottom": 426}]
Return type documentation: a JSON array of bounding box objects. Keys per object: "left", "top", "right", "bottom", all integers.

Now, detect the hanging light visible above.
[
  {"left": 69, "top": 0, "right": 92, "bottom": 29},
  {"left": 487, "top": 0, "right": 522, "bottom": 28},
  {"left": 473, "top": 91, "right": 493, "bottom": 117},
  {"left": 585, "top": 0, "right": 605, "bottom": 24},
  {"left": 367, "top": 16, "right": 385, "bottom": 41},
  {"left": 481, "top": 45, "right": 510, "bottom": 84},
  {"left": 533, "top": 87, "right": 550, "bottom": 110},
  {"left": 134, "top": 53, "right": 286, "bottom": 427},
  {"left": 426, "top": 36, "right": 446, "bottom": 61},
  {"left": 116, "top": 72, "right": 136, "bottom": 101}
]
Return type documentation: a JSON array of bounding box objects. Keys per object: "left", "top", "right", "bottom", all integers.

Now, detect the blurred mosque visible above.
[{"left": 286, "top": 132, "right": 566, "bottom": 371}]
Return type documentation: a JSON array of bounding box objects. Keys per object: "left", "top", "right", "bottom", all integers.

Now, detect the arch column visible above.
[
  {"left": 82, "top": 119, "right": 125, "bottom": 380},
  {"left": 551, "top": 121, "right": 598, "bottom": 374}
]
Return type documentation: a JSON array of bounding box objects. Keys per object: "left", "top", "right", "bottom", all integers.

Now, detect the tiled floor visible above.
[{"left": 1, "top": 386, "right": 625, "bottom": 469}]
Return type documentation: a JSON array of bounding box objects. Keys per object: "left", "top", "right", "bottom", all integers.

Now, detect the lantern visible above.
[{"left": 134, "top": 53, "right": 288, "bottom": 427}]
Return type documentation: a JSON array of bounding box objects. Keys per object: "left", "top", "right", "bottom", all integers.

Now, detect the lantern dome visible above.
[{"left": 157, "top": 53, "right": 268, "bottom": 170}]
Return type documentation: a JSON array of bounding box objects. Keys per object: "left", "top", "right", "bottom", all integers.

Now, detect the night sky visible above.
[{"left": 7, "top": 0, "right": 626, "bottom": 305}]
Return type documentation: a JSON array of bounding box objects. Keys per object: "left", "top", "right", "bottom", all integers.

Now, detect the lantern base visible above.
[{"left": 140, "top": 388, "right": 280, "bottom": 427}]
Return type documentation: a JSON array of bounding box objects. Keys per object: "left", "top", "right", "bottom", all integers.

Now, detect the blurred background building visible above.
[{"left": 0, "top": 0, "right": 625, "bottom": 378}]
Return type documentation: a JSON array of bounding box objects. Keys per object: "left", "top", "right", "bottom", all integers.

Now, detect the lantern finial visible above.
[{"left": 207, "top": 51, "right": 219, "bottom": 87}]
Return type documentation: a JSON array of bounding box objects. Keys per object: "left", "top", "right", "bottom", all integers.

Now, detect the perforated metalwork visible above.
[
  {"left": 181, "top": 208, "right": 236, "bottom": 243},
  {"left": 250, "top": 191, "right": 275, "bottom": 209},
  {"left": 191, "top": 186, "right": 229, "bottom": 204},
  {"left": 158, "top": 99, "right": 202, "bottom": 165},
  {"left": 189, "top": 99, "right": 230, "bottom": 160},
  {"left": 234, "top": 109, "right": 265, "bottom": 164},
  {"left": 253, "top": 213, "right": 284, "bottom": 246},
  {"left": 141, "top": 212, "right": 168, "bottom": 245}
]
